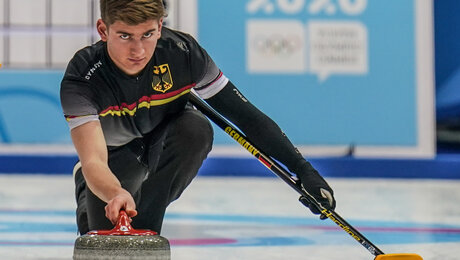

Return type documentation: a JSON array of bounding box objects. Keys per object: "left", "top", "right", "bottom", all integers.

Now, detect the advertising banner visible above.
[
  {"left": 0, "top": 0, "right": 434, "bottom": 158},
  {"left": 193, "top": 0, "right": 434, "bottom": 157}
]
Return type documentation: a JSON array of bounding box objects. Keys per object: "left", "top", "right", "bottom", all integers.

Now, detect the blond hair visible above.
[{"left": 100, "top": 0, "right": 166, "bottom": 25}]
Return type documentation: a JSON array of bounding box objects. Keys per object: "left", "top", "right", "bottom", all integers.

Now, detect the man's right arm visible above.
[{"left": 71, "top": 120, "right": 137, "bottom": 224}]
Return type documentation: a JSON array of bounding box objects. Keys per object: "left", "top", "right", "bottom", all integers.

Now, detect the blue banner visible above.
[{"left": 198, "top": 0, "right": 419, "bottom": 147}]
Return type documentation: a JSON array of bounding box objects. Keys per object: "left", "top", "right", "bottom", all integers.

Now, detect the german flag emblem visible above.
[{"left": 152, "top": 64, "right": 173, "bottom": 93}]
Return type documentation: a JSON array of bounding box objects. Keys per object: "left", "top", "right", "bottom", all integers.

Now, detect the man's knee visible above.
[
  {"left": 188, "top": 111, "right": 213, "bottom": 152},
  {"left": 171, "top": 109, "right": 213, "bottom": 154}
]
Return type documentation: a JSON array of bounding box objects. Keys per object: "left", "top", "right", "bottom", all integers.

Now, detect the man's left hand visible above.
[{"left": 294, "top": 161, "right": 336, "bottom": 219}]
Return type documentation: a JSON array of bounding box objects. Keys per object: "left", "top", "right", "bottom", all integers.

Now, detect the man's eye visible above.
[
  {"left": 143, "top": 33, "right": 152, "bottom": 38},
  {"left": 120, "top": 35, "right": 130, "bottom": 40}
]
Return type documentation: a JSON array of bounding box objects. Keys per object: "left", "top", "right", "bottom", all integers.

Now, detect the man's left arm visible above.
[{"left": 202, "top": 81, "right": 336, "bottom": 216}]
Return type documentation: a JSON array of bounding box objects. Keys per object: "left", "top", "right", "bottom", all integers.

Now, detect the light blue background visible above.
[
  {"left": 0, "top": 70, "right": 69, "bottom": 144},
  {"left": 198, "top": 0, "right": 417, "bottom": 146},
  {"left": 0, "top": 0, "right": 417, "bottom": 146}
]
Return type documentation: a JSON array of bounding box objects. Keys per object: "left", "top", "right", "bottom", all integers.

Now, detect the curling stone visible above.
[{"left": 73, "top": 211, "right": 170, "bottom": 260}]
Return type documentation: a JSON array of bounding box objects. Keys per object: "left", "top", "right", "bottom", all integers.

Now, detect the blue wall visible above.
[{"left": 0, "top": 70, "right": 69, "bottom": 144}]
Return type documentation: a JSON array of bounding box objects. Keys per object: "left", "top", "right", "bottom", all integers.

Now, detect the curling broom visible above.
[{"left": 189, "top": 91, "right": 423, "bottom": 260}]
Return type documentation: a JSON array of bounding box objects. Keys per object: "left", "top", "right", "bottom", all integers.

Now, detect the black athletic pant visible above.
[{"left": 74, "top": 107, "right": 213, "bottom": 235}]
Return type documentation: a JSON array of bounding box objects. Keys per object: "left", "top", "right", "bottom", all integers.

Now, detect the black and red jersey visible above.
[{"left": 60, "top": 27, "right": 228, "bottom": 146}]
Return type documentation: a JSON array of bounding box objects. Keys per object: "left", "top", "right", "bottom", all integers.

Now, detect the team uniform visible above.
[{"left": 61, "top": 27, "right": 329, "bottom": 234}]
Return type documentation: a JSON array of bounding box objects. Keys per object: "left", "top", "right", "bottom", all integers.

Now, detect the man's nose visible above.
[{"left": 130, "top": 40, "right": 145, "bottom": 56}]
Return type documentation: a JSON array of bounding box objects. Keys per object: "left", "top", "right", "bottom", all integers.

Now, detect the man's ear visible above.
[{"left": 97, "top": 19, "right": 108, "bottom": 41}]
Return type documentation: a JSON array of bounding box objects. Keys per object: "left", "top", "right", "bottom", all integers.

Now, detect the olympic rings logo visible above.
[{"left": 251, "top": 34, "right": 303, "bottom": 56}]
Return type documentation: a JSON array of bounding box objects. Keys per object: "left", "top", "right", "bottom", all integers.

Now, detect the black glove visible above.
[{"left": 294, "top": 161, "right": 336, "bottom": 219}]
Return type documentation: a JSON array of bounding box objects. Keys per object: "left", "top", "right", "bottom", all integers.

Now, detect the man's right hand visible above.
[{"left": 104, "top": 189, "right": 138, "bottom": 224}]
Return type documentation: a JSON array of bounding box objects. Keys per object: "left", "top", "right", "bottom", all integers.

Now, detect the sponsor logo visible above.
[
  {"left": 152, "top": 64, "right": 173, "bottom": 93},
  {"left": 321, "top": 209, "right": 361, "bottom": 242},
  {"left": 85, "top": 60, "right": 102, "bottom": 80},
  {"left": 252, "top": 33, "right": 302, "bottom": 56},
  {"left": 232, "top": 88, "right": 248, "bottom": 102},
  {"left": 247, "top": 20, "right": 306, "bottom": 73}
]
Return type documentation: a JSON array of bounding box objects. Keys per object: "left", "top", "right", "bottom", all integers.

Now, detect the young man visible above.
[{"left": 60, "top": 0, "right": 336, "bottom": 235}]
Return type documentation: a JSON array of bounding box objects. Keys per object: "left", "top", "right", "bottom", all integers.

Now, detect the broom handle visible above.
[{"left": 189, "top": 92, "right": 385, "bottom": 257}]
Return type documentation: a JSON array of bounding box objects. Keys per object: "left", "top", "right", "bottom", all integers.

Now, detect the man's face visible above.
[{"left": 97, "top": 19, "right": 163, "bottom": 76}]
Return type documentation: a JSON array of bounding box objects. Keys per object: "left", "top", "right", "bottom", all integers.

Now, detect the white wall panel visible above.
[
  {"left": 0, "top": 36, "right": 3, "bottom": 65},
  {"left": 10, "top": 0, "right": 47, "bottom": 26},
  {"left": 177, "top": 0, "right": 197, "bottom": 38},
  {"left": 0, "top": 0, "right": 5, "bottom": 26},
  {"left": 9, "top": 33, "right": 46, "bottom": 66},
  {"left": 51, "top": 33, "right": 89, "bottom": 66},
  {"left": 92, "top": 0, "right": 100, "bottom": 24},
  {"left": 52, "top": 0, "right": 90, "bottom": 26}
]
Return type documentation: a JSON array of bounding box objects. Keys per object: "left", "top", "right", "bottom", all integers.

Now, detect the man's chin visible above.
[{"left": 123, "top": 63, "right": 147, "bottom": 76}]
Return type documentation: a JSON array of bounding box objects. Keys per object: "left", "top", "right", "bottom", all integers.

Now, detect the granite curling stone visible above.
[{"left": 73, "top": 211, "right": 170, "bottom": 260}]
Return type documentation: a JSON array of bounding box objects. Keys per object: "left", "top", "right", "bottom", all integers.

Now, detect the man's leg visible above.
[
  {"left": 74, "top": 162, "right": 89, "bottom": 235},
  {"left": 132, "top": 108, "right": 213, "bottom": 233}
]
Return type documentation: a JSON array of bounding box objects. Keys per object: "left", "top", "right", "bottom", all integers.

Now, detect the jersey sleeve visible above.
[
  {"left": 60, "top": 78, "right": 99, "bottom": 129},
  {"left": 187, "top": 36, "right": 229, "bottom": 99},
  {"left": 205, "top": 81, "right": 308, "bottom": 175}
]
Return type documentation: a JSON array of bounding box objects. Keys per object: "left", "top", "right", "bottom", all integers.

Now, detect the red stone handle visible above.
[{"left": 87, "top": 210, "right": 157, "bottom": 236}]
